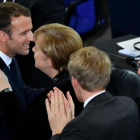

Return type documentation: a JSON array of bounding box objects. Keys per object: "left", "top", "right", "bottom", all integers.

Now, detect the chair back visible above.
[
  {"left": 64, "top": 0, "right": 103, "bottom": 40},
  {"left": 107, "top": 65, "right": 140, "bottom": 103}
]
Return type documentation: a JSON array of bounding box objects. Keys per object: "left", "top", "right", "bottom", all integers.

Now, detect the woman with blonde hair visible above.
[{"left": 31, "top": 23, "right": 83, "bottom": 140}]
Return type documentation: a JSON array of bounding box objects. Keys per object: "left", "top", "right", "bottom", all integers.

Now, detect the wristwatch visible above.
[{"left": 0, "top": 88, "right": 13, "bottom": 95}]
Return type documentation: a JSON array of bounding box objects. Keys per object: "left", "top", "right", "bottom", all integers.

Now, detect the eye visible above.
[{"left": 21, "top": 32, "right": 27, "bottom": 36}]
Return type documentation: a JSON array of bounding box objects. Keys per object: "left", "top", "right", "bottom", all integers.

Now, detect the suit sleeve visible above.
[
  {"left": 0, "top": 91, "right": 23, "bottom": 133},
  {"left": 51, "top": 134, "right": 61, "bottom": 140},
  {"left": 50, "top": 121, "right": 85, "bottom": 140},
  {"left": 23, "top": 83, "right": 45, "bottom": 107}
]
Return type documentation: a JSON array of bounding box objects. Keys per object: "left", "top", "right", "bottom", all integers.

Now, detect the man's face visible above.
[{"left": 6, "top": 15, "right": 33, "bottom": 57}]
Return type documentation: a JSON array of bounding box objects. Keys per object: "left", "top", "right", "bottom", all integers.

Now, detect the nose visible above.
[
  {"left": 32, "top": 46, "right": 35, "bottom": 52},
  {"left": 27, "top": 31, "right": 33, "bottom": 41}
]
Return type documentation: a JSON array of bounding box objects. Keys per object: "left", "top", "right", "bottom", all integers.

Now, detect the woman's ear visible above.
[{"left": 46, "top": 57, "right": 52, "bottom": 67}]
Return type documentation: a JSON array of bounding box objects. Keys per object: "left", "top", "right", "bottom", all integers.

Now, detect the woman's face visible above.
[{"left": 32, "top": 35, "right": 50, "bottom": 73}]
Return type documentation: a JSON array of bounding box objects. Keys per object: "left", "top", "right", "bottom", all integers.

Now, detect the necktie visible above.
[{"left": 9, "top": 60, "right": 17, "bottom": 79}]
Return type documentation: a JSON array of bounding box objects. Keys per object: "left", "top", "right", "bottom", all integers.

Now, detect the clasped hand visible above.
[{"left": 45, "top": 87, "right": 75, "bottom": 135}]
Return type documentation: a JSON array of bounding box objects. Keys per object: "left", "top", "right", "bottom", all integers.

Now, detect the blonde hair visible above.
[
  {"left": 68, "top": 46, "right": 111, "bottom": 92},
  {"left": 34, "top": 23, "right": 83, "bottom": 71}
]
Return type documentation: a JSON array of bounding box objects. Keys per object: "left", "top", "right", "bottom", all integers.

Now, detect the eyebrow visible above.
[
  {"left": 20, "top": 26, "right": 33, "bottom": 34},
  {"left": 21, "top": 29, "right": 31, "bottom": 34}
]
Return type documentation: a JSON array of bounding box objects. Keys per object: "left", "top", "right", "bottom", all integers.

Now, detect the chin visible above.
[
  {"left": 20, "top": 51, "right": 29, "bottom": 55},
  {"left": 35, "top": 64, "right": 38, "bottom": 69}
]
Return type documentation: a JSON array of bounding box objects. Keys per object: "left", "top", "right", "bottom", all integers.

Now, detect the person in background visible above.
[
  {"left": 28, "top": 23, "right": 83, "bottom": 140},
  {"left": 0, "top": 0, "right": 66, "bottom": 88},
  {"left": 137, "top": 59, "right": 140, "bottom": 75},
  {"left": 46, "top": 47, "right": 139, "bottom": 140}
]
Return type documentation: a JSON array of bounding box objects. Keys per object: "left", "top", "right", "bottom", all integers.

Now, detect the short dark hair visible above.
[{"left": 0, "top": 2, "right": 31, "bottom": 36}]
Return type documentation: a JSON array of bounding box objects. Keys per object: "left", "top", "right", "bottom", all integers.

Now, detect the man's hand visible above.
[
  {"left": 0, "top": 70, "right": 11, "bottom": 92},
  {"left": 66, "top": 90, "right": 75, "bottom": 119},
  {"left": 45, "top": 89, "right": 73, "bottom": 135},
  {"left": 47, "top": 87, "right": 75, "bottom": 119}
]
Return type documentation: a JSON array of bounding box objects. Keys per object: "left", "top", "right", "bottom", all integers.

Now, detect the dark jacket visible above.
[
  {"left": 0, "top": 57, "right": 44, "bottom": 140},
  {"left": 51, "top": 92, "right": 139, "bottom": 140},
  {"left": 25, "top": 70, "right": 83, "bottom": 140}
]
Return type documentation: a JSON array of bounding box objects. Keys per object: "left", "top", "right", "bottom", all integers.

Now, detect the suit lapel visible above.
[
  {"left": 85, "top": 91, "right": 113, "bottom": 109},
  {"left": 0, "top": 57, "right": 25, "bottom": 109},
  {"left": 12, "top": 58, "right": 22, "bottom": 82}
]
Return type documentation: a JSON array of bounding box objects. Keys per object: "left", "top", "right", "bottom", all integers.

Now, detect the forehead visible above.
[
  {"left": 10, "top": 15, "right": 32, "bottom": 33},
  {"left": 34, "top": 34, "right": 44, "bottom": 46}
]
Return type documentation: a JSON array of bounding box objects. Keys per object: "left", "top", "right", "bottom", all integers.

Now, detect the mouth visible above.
[{"left": 23, "top": 44, "right": 30, "bottom": 49}]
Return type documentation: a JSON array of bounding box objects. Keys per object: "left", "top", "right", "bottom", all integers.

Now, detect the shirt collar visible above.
[
  {"left": 0, "top": 51, "right": 12, "bottom": 68},
  {"left": 84, "top": 90, "right": 105, "bottom": 108}
]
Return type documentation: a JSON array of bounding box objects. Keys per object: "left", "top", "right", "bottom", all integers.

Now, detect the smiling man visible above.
[
  {"left": 0, "top": 2, "right": 44, "bottom": 140},
  {"left": 1, "top": 0, "right": 66, "bottom": 88},
  {"left": 3, "top": 15, "right": 33, "bottom": 57}
]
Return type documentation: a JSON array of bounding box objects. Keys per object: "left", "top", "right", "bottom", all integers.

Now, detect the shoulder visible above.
[
  {"left": 115, "top": 96, "right": 138, "bottom": 106},
  {"left": 36, "top": 72, "right": 72, "bottom": 99}
]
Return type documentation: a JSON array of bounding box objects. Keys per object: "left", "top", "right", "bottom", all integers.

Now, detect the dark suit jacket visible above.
[
  {"left": 0, "top": 57, "right": 44, "bottom": 140},
  {"left": 51, "top": 92, "right": 139, "bottom": 140},
  {"left": 24, "top": 70, "right": 83, "bottom": 140}
]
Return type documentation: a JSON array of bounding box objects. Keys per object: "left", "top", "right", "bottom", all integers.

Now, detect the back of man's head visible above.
[
  {"left": 0, "top": 2, "right": 31, "bottom": 35},
  {"left": 68, "top": 46, "right": 111, "bottom": 92}
]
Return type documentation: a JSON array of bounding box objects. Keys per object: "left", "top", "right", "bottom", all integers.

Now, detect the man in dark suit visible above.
[
  {"left": 46, "top": 47, "right": 140, "bottom": 140},
  {"left": 0, "top": 0, "right": 66, "bottom": 88},
  {"left": 0, "top": 2, "right": 44, "bottom": 140}
]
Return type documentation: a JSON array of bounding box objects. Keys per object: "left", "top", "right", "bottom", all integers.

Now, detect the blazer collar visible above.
[
  {"left": 85, "top": 91, "right": 113, "bottom": 109},
  {"left": 50, "top": 70, "right": 68, "bottom": 85}
]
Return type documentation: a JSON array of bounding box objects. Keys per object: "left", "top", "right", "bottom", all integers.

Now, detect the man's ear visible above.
[
  {"left": 71, "top": 77, "right": 79, "bottom": 88},
  {"left": 0, "top": 30, "right": 9, "bottom": 42}
]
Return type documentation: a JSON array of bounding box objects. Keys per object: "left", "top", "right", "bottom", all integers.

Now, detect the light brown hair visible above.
[
  {"left": 68, "top": 46, "right": 111, "bottom": 92},
  {"left": 34, "top": 23, "right": 83, "bottom": 71}
]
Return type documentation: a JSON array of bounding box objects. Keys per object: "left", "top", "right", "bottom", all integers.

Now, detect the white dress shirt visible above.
[
  {"left": 84, "top": 90, "right": 105, "bottom": 108},
  {"left": 0, "top": 51, "right": 12, "bottom": 69}
]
